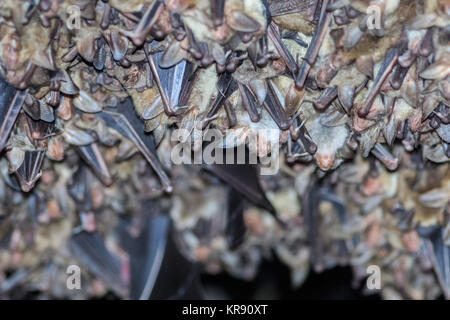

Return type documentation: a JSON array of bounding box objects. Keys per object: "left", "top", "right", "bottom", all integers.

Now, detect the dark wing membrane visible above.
[
  {"left": 419, "top": 226, "right": 450, "bottom": 299},
  {"left": 264, "top": 80, "right": 291, "bottom": 130},
  {"left": 77, "top": 143, "right": 113, "bottom": 186},
  {"left": 70, "top": 230, "right": 126, "bottom": 297},
  {"left": 203, "top": 71, "right": 237, "bottom": 127},
  {"left": 153, "top": 51, "right": 195, "bottom": 108},
  {"left": 15, "top": 150, "right": 45, "bottom": 192},
  {"left": 98, "top": 98, "right": 172, "bottom": 191},
  {"left": 0, "top": 76, "right": 26, "bottom": 152},
  {"left": 119, "top": 211, "right": 170, "bottom": 300},
  {"left": 302, "top": 180, "right": 323, "bottom": 272},
  {"left": 203, "top": 147, "right": 276, "bottom": 216},
  {"left": 150, "top": 227, "right": 204, "bottom": 299},
  {"left": 68, "top": 165, "right": 93, "bottom": 212},
  {"left": 226, "top": 188, "right": 247, "bottom": 250}
]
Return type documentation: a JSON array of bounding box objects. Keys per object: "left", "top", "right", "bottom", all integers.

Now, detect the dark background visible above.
[{"left": 201, "top": 257, "right": 381, "bottom": 300}]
